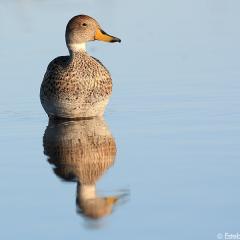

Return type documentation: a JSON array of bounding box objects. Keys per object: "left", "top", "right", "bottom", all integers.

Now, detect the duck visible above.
[{"left": 40, "top": 15, "right": 121, "bottom": 119}]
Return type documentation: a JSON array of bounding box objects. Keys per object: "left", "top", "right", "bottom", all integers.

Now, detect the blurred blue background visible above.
[{"left": 0, "top": 0, "right": 240, "bottom": 239}]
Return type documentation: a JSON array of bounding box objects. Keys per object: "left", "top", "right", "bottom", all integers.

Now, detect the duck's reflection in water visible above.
[{"left": 43, "top": 117, "right": 128, "bottom": 224}]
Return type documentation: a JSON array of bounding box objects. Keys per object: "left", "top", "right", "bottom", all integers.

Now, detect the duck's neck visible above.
[
  {"left": 68, "top": 42, "right": 86, "bottom": 52},
  {"left": 68, "top": 43, "right": 87, "bottom": 59},
  {"left": 77, "top": 183, "right": 96, "bottom": 200}
]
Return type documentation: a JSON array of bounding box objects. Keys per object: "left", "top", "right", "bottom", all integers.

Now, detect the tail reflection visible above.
[{"left": 43, "top": 117, "right": 126, "bottom": 221}]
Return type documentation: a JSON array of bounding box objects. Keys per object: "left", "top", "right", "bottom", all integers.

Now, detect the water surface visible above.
[{"left": 0, "top": 0, "right": 240, "bottom": 239}]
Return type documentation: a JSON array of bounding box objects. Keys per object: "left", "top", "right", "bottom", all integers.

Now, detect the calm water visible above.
[{"left": 0, "top": 0, "right": 240, "bottom": 239}]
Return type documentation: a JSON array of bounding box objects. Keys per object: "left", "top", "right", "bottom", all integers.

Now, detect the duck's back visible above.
[{"left": 40, "top": 52, "right": 112, "bottom": 119}]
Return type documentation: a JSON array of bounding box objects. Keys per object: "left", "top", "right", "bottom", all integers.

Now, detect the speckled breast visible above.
[{"left": 40, "top": 52, "right": 112, "bottom": 118}]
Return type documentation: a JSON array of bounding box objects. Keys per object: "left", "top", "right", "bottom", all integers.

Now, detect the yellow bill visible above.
[
  {"left": 95, "top": 29, "right": 121, "bottom": 43},
  {"left": 106, "top": 196, "right": 118, "bottom": 204}
]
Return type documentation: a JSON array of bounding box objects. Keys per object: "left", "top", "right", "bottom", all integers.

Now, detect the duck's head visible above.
[{"left": 65, "top": 15, "right": 121, "bottom": 52}]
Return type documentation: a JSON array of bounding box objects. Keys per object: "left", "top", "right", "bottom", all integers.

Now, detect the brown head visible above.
[
  {"left": 76, "top": 182, "right": 119, "bottom": 219},
  {"left": 65, "top": 15, "right": 121, "bottom": 52}
]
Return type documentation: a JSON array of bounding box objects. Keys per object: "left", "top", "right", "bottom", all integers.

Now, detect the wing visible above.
[
  {"left": 88, "top": 56, "right": 113, "bottom": 101},
  {"left": 41, "top": 56, "right": 69, "bottom": 98},
  {"left": 91, "top": 56, "right": 110, "bottom": 74}
]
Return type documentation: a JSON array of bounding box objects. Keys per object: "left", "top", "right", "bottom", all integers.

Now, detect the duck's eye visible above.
[{"left": 82, "top": 23, "right": 87, "bottom": 27}]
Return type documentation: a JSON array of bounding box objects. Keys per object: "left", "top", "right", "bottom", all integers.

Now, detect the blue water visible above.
[{"left": 0, "top": 0, "right": 240, "bottom": 239}]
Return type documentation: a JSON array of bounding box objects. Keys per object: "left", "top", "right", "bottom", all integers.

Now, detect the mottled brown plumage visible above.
[
  {"left": 40, "top": 15, "right": 120, "bottom": 118},
  {"left": 43, "top": 117, "right": 116, "bottom": 184}
]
